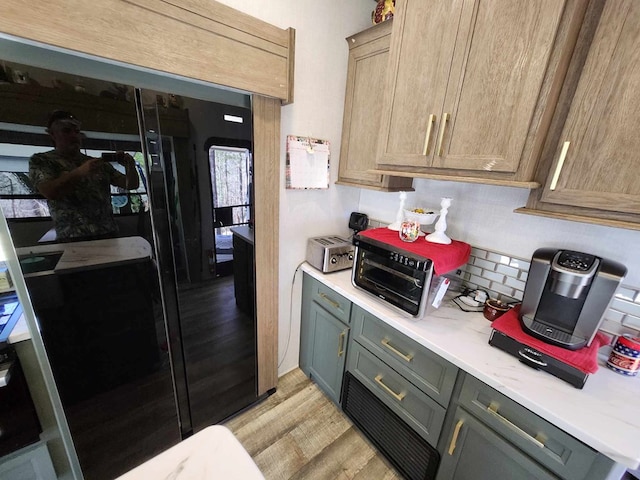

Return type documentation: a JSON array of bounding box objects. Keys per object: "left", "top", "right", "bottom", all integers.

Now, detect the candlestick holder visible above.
[
  {"left": 387, "top": 191, "right": 407, "bottom": 231},
  {"left": 426, "top": 197, "right": 452, "bottom": 244}
]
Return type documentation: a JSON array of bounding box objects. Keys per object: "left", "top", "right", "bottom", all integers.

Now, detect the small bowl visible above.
[
  {"left": 483, "top": 299, "right": 510, "bottom": 322},
  {"left": 404, "top": 208, "right": 439, "bottom": 225}
]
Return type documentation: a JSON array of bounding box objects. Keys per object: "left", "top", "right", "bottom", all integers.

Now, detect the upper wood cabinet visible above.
[
  {"left": 375, "top": 0, "right": 588, "bottom": 186},
  {"left": 337, "top": 21, "right": 413, "bottom": 192},
  {"left": 521, "top": 0, "right": 640, "bottom": 228}
]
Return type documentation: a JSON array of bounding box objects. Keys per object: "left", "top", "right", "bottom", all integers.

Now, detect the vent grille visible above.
[{"left": 342, "top": 372, "right": 439, "bottom": 480}]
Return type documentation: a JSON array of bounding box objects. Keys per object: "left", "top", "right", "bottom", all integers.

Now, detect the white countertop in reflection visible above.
[
  {"left": 16, "top": 236, "right": 152, "bottom": 274},
  {"left": 301, "top": 263, "right": 640, "bottom": 470},
  {"left": 116, "top": 426, "right": 263, "bottom": 480},
  {"left": 231, "top": 225, "right": 254, "bottom": 245}
]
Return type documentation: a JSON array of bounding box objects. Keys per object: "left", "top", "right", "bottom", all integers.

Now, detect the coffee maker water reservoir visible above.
[{"left": 520, "top": 249, "right": 626, "bottom": 350}]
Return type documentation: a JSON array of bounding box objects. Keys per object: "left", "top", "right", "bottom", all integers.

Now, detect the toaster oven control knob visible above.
[
  {"left": 348, "top": 253, "right": 354, "bottom": 261},
  {"left": 330, "top": 257, "right": 337, "bottom": 264}
]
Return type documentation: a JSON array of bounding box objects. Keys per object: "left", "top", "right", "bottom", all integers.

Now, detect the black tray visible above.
[{"left": 489, "top": 329, "right": 589, "bottom": 389}]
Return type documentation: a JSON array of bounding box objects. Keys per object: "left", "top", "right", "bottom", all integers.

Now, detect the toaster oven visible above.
[{"left": 352, "top": 234, "right": 436, "bottom": 318}]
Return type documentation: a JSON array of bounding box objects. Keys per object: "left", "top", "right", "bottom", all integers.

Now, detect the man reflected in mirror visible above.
[{"left": 29, "top": 110, "right": 139, "bottom": 241}]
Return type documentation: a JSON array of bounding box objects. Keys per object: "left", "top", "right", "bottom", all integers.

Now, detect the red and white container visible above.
[{"left": 607, "top": 334, "right": 640, "bottom": 376}]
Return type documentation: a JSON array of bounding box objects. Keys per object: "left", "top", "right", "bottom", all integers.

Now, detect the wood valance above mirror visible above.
[{"left": 0, "top": 0, "right": 295, "bottom": 104}]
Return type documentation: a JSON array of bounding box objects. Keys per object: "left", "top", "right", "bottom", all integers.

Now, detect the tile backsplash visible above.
[
  {"left": 453, "top": 246, "right": 640, "bottom": 342},
  {"left": 365, "top": 221, "right": 640, "bottom": 344}
]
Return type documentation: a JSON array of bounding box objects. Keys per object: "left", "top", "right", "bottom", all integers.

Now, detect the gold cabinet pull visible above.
[
  {"left": 448, "top": 420, "right": 464, "bottom": 455},
  {"left": 549, "top": 141, "right": 570, "bottom": 191},
  {"left": 437, "top": 112, "right": 450, "bottom": 156},
  {"left": 381, "top": 338, "right": 414, "bottom": 362},
  {"left": 374, "top": 374, "right": 406, "bottom": 401},
  {"left": 422, "top": 114, "right": 436, "bottom": 156},
  {"left": 338, "top": 331, "right": 346, "bottom": 357},
  {"left": 319, "top": 292, "right": 340, "bottom": 309},
  {"left": 487, "top": 403, "right": 545, "bottom": 448}
]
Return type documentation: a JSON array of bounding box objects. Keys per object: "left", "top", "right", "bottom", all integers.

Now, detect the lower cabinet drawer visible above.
[
  {"left": 347, "top": 341, "right": 446, "bottom": 446},
  {"left": 306, "top": 275, "right": 352, "bottom": 325},
  {"left": 458, "top": 374, "right": 598, "bottom": 480},
  {"left": 351, "top": 305, "right": 458, "bottom": 407}
]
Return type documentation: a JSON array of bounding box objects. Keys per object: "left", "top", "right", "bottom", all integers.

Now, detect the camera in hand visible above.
[{"left": 101, "top": 152, "right": 119, "bottom": 162}]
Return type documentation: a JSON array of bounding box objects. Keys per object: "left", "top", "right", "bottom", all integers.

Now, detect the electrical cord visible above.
[{"left": 278, "top": 260, "right": 306, "bottom": 369}]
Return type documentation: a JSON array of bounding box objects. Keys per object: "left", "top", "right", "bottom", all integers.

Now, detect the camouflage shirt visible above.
[{"left": 29, "top": 150, "right": 124, "bottom": 241}]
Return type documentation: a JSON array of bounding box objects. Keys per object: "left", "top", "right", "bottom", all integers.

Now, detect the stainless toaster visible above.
[{"left": 306, "top": 236, "right": 354, "bottom": 273}]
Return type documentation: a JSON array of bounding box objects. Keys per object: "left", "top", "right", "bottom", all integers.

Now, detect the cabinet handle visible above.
[
  {"left": 374, "top": 374, "right": 406, "bottom": 401},
  {"left": 437, "top": 112, "right": 450, "bottom": 156},
  {"left": 422, "top": 114, "right": 436, "bottom": 155},
  {"left": 448, "top": 419, "right": 464, "bottom": 455},
  {"left": 381, "top": 338, "right": 414, "bottom": 362},
  {"left": 549, "top": 141, "right": 570, "bottom": 191},
  {"left": 338, "top": 331, "right": 346, "bottom": 357},
  {"left": 319, "top": 292, "right": 340, "bottom": 310},
  {"left": 487, "top": 403, "right": 545, "bottom": 448}
]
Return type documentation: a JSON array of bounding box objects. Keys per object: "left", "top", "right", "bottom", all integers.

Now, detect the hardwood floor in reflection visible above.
[
  {"left": 65, "top": 273, "right": 257, "bottom": 480},
  {"left": 225, "top": 368, "right": 402, "bottom": 480},
  {"left": 178, "top": 274, "right": 257, "bottom": 432}
]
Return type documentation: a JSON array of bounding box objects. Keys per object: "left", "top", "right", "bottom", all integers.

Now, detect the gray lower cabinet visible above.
[
  {"left": 299, "top": 278, "right": 621, "bottom": 480},
  {"left": 437, "top": 373, "right": 618, "bottom": 480},
  {"left": 347, "top": 304, "right": 459, "bottom": 447},
  {"left": 437, "top": 406, "right": 559, "bottom": 480},
  {"left": 299, "top": 274, "right": 351, "bottom": 404}
]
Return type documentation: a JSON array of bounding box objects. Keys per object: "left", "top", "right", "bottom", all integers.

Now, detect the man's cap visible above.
[{"left": 47, "top": 110, "right": 81, "bottom": 130}]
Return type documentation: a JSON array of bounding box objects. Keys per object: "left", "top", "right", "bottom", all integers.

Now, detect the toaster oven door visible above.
[{"left": 352, "top": 242, "right": 433, "bottom": 317}]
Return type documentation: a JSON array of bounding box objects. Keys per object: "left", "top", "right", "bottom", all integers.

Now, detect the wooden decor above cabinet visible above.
[
  {"left": 336, "top": 20, "right": 413, "bottom": 192},
  {"left": 372, "top": 0, "right": 589, "bottom": 188}
]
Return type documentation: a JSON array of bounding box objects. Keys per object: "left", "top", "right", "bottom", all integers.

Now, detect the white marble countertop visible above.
[
  {"left": 301, "top": 263, "right": 640, "bottom": 470},
  {"left": 16, "top": 236, "right": 152, "bottom": 274},
  {"left": 116, "top": 425, "right": 264, "bottom": 480}
]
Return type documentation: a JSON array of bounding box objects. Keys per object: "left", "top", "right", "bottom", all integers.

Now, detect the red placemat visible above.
[
  {"left": 492, "top": 306, "right": 610, "bottom": 374},
  {"left": 358, "top": 227, "right": 471, "bottom": 275}
]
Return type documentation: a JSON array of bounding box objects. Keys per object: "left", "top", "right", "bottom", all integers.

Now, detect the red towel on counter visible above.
[
  {"left": 491, "top": 306, "right": 611, "bottom": 374},
  {"left": 358, "top": 227, "right": 471, "bottom": 275}
]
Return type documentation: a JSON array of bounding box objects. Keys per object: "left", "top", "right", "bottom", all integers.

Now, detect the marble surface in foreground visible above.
[
  {"left": 301, "top": 264, "right": 640, "bottom": 470},
  {"left": 116, "top": 426, "right": 264, "bottom": 480}
]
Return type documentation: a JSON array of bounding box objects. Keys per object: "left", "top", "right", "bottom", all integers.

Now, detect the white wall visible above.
[
  {"left": 215, "top": 0, "right": 375, "bottom": 374},
  {"left": 216, "top": 0, "right": 640, "bottom": 378}
]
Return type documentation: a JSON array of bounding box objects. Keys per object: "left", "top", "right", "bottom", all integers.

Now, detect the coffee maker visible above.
[{"left": 519, "top": 248, "right": 626, "bottom": 350}]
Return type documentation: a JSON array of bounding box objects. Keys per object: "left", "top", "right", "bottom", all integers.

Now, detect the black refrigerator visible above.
[{"left": 17, "top": 84, "right": 258, "bottom": 480}]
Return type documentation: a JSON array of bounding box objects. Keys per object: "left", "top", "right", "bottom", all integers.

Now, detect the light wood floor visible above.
[{"left": 224, "top": 368, "right": 402, "bottom": 480}]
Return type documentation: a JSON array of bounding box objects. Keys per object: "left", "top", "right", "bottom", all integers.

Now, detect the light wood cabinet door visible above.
[
  {"left": 436, "top": 0, "right": 567, "bottom": 173},
  {"left": 378, "top": 0, "right": 464, "bottom": 167},
  {"left": 378, "top": 0, "right": 584, "bottom": 179},
  {"left": 539, "top": 1, "right": 640, "bottom": 215},
  {"left": 337, "top": 21, "right": 413, "bottom": 191}
]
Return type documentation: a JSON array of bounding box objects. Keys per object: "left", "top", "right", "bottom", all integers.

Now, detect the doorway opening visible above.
[{"left": 208, "top": 143, "right": 252, "bottom": 276}]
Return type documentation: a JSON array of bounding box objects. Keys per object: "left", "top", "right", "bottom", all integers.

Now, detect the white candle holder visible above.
[
  {"left": 387, "top": 191, "right": 407, "bottom": 231},
  {"left": 426, "top": 197, "right": 452, "bottom": 244}
]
